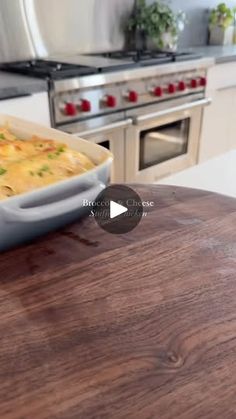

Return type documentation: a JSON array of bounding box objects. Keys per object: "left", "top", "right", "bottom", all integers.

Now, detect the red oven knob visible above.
[
  {"left": 190, "top": 79, "right": 198, "bottom": 89},
  {"left": 80, "top": 99, "right": 91, "bottom": 112},
  {"left": 106, "top": 95, "right": 117, "bottom": 108},
  {"left": 178, "top": 81, "right": 186, "bottom": 91},
  {"left": 153, "top": 86, "right": 163, "bottom": 97},
  {"left": 65, "top": 102, "right": 77, "bottom": 116},
  {"left": 199, "top": 76, "right": 207, "bottom": 87},
  {"left": 168, "top": 83, "right": 176, "bottom": 94},
  {"left": 128, "top": 90, "right": 138, "bottom": 103}
]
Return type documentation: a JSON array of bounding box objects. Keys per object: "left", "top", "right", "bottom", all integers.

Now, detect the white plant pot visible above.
[
  {"left": 161, "top": 32, "right": 178, "bottom": 51},
  {"left": 148, "top": 32, "right": 178, "bottom": 51},
  {"left": 209, "top": 26, "right": 233, "bottom": 45}
]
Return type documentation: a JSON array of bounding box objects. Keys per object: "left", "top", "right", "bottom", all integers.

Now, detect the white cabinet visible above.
[
  {"left": 199, "top": 63, "right": 236, "bottom": 162},
  {"left": 0, "top": 92, "right": 51, "bottom": 126},
  {"left": 230, "top": 87, "right": 236, "bottom": 149}
]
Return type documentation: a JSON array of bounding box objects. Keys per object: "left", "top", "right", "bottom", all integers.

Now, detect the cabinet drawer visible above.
[{"left": 207, "top": 63, "right": 236, "bottom": 90}]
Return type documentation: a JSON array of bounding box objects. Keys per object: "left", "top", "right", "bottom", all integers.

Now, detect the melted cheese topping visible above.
[{"left": 0, "top": 129, "right": 95, "bottom": 200}]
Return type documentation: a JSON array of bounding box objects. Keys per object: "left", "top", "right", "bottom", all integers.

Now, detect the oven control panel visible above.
[{"left": 54, "top": 69, "right": 208, "bottom": 125}]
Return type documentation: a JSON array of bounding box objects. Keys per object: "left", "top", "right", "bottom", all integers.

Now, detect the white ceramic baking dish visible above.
[{"left": 0, "top": 115, "right": 113, "bottom": 251}]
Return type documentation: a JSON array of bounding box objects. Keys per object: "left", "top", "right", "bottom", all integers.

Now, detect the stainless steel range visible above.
[{"left": 1, "top": 50, "right": 213, "bottom": 183}]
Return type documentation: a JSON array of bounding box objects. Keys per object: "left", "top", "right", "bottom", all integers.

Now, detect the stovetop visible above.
[
  {"left": 49, "top": 53, "right": 139, "bottom": 70},
  {"left": 0, "top": 50, "right": 203, "bottom": 81},
  {"left": 0, "top": 59, "right": 99, "bottom": 80},
  {"left": 90, "top": 49, "right": 202, "bottom": 66}
]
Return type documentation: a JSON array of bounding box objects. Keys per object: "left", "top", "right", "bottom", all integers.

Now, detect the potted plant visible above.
[
  {"left": 209, "top": 3, "right": 234, "bottom": 45},
  {"left": 125, "top": 0, "right": 186, "bottom": 51},
  {"left": 232, "top": 6, "right": 236, "bottom": 43},
  {"left": 145, "top": 1, "right": 186, "bottom": 50}
]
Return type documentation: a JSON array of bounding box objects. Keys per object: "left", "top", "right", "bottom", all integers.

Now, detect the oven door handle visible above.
[
  {"left": 75, "top": 118, "right": 133, "bottom": 137},
  {"left": 134, "top": 97, "right": 212, "bottom": 125}
]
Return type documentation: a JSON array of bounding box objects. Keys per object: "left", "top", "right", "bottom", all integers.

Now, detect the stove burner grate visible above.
[{"left": 0, "top": 60, "right": 98, "bottom": 79}]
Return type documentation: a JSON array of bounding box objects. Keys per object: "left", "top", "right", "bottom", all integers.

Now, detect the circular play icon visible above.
[{"left": 93, "top": 184, "right": 143, "bottom": 234}]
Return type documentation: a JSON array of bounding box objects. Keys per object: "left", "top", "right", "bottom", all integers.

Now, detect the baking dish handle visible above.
[{"left": 1, "top": 182, "right": 105, "bottom": 223}]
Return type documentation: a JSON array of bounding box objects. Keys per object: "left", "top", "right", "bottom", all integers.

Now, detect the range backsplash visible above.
[
  {"left": 0, "top": 0, "right": 234, "bottom": 63},
  {"left": 0, "top": 0, "right": 134, "bottom": 63}
]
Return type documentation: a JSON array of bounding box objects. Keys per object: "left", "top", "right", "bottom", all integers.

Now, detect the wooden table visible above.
[{"left": 0, "top": 185, "right": 236, "bottom": 419}]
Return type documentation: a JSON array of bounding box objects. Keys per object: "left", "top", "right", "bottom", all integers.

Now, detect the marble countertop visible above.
[
  {"left": 0, "top": 71, "right": 48, "bottom": 100},
  {"left": 189, "top": 45, "right": 236, "bottom": 64},
  {"left": 158, "top": 150, "right": 236, "bottom": 198}
]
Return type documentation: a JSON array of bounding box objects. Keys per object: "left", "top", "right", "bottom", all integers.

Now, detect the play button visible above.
[
  {"left": 93, "top": 184, "right": 143, "bottom": 234},
  {"left": 110, "top": 200, "right": 128, "bottom": 219}
]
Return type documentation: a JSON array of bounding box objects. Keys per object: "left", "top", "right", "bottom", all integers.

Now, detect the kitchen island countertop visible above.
[
  {"left": 0, "top": 71, "right": 48, "bottom": 100},
  {"left": 0, "top": 185, "right": 236, "bottom": 418}
]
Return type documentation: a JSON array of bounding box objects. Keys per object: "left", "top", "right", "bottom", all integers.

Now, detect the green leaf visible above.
[
  {"left": 0, "top": 167, "right": 7, "bottom": 175},
  {"left": 48, "top": 153, "right": 57, "bottom": 159},
  {"left": 218, "top": 3, "right": 228, "bottom": 14},
  {"left": 57, "top": 146, "right": 65, "bottom": 153},
  {"left": 40, "top": 164, "right": 50, "bottom": 172},
  {"left": 209, "top": 3, "right": 233, "bottom": 28}
]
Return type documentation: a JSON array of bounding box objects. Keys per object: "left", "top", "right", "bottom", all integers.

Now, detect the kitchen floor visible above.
[{"left": 158, "top": 150, "right": 236, "bottom": 198}]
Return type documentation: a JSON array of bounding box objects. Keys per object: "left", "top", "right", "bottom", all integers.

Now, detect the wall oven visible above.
[{"left": 125, "top": 95, "right": 211, "bottom": 183}]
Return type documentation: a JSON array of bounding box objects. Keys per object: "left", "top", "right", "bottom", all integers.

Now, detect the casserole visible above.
[{"left": 0, "top": 115, "right": 112, "bottom": 251}]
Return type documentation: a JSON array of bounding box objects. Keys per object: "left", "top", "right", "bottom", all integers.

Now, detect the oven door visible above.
[
  {"left": 126, "top": 97, "right": 212, "bottom": 183},
  {"left": 61, "top": 116, "right": 132, "bottom": 183}
]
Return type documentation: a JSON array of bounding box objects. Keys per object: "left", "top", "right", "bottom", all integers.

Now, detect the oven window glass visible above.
[{"left": 139, "top": 118, "right": 190, "bottom": 170}]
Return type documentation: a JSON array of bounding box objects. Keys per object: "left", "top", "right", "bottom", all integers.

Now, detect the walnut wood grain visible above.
[{"left": 0, "top": 185, "right": 236, "bottom": 419}]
